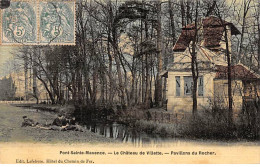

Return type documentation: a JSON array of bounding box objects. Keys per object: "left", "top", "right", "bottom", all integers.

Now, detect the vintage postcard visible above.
[{"left": 0, "top": 0, "right": 259, "bottom": 164}]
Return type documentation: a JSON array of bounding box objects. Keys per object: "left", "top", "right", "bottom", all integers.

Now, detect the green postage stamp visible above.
[{"left": 1, "top": 0, "right": 75, "bottom": 45}]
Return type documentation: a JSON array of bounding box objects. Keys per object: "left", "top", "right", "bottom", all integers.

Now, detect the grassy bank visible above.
[
  {"left": 13, "top": 104, "right": 260, "bottom": 141},
  {"left": 0, "top": 104, "right": 116, "bottom": 143}
]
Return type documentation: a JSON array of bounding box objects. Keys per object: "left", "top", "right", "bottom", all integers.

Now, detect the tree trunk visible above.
[
  {"left": 191, "top": 1, "right": 199, "bottom": 116},
  {"left": 92, "top": 67, "right": 97, "bottom": 105},
  {"left": 36, "top": 75, "right": 55, "bottom": 104},
  {"left": 100, "top": 72, "right": 105, "bottom": 104},
  {"left": 181, "top": 0, "right": 186, "bottom": 27},
  {"left": 107, "top": 37, "right": 114, "bottom": 105},
  {"left": 226, "top": 28, "right": 233, "bottom": 124},
  {"left": 215, "top": 5, "right": 233, "bottom": 125},
  {"left": 32, "top": 50, "right": 38, "bottom": 104},
  {"left": 24, "top": 53, "right": 28, "bottom": 101},
  {"left": 76, "top": 63, "right": 83, "bottom": 105},
  {"left": 155, "top": 0, "right": 163, "bottom": 107},
  {"left": 186, "top": 0, "right": 192, "bottom": 24},
  {"left": 168, "top": 0, "right": 176, "bottom": 45},
  {"left": 144, "top": 15, "right": 150, "bottom": 108},
  {"left": 145, "top": 53, "right": 150, "bottom": 108},
  {"left": 112, "top": 27, "right": 125, "bottom": 105},
  {"left": 238, "top": 0, "right": 251, "bottom": 62}
]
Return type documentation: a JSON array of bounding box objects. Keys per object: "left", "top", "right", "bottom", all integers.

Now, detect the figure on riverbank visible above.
[
  {"left": 21, "top": 115, "right": 86, "bottom": 132},
  {"left": 52, "top": 114, "right": 67, "bottom": 126},
  {"left": 21, "top": 116, "right": 39, "bottom": 127}
]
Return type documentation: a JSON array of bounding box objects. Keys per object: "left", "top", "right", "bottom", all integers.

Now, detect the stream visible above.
[
  {"left": 22, "top": 107, "right": 169, "bottom": 145},
  {"left": 85, "top": 122, "right": 170, "bottom": 146}
]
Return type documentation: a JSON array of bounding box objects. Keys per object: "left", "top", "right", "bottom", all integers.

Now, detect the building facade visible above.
[{"left": 165, "top": 16, "right": 260, "bottom": 114}]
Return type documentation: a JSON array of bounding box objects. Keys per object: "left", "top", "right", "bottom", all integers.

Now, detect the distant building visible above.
[
  {"left": 0, "top": 76, "right": 16, "bottom": 100},
  {"left": 2, "top": 72, "right": 49, "bottom": 102},
  {"left": 163, "top": 16, "right": 260, "bottom": 114}
]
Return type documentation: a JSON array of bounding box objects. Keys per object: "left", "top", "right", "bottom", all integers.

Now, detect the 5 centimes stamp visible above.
[
  {"left": 0, "top": 0, "right": 75, "bottom": 45},
  {"left": 39, "top": 0, "right": 75, "bottom": 45},
  {"left": 1, "top": 1, "right": 37, "bottom": 45}
]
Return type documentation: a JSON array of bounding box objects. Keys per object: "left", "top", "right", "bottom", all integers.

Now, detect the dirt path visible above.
[{"left": 0, "top": 104, "right": 116, "bottom": 143}]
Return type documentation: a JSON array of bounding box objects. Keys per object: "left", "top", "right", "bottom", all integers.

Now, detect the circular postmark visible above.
[
  {"left": 2, "top": 2, "right": 36, "bottom": 44},
  {"left": 40, "top": 2, "right": 74, "bottom": 43}
]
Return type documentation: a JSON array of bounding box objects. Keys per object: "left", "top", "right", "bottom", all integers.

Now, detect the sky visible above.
[{"left": 0, "top": 46, "right": 17, "bottom": 78}]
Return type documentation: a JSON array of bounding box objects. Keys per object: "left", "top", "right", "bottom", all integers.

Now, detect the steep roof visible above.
[
  {"left": 215, "top": 64, "right": 260, "bottom": 80},
  {"left": 173, "top": 16, "right": 240, "bottom": 52},
  {"left": 173, "top": 29, "right": 196, "bottom": 52}
]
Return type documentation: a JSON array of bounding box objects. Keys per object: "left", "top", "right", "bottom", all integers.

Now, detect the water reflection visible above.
[
  {"left": 22, "top": 108, "right": 169, "bottom": 145},
  {"left": 86, "top": 122, "right": 168, "bottom": 146}
]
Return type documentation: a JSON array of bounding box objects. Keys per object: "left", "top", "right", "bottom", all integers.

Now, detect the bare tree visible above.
[{"left": 215, "top": 2, "right": 233, "bottom": 124}]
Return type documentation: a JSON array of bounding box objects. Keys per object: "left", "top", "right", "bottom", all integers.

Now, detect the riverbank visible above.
[
  {"left": 0, "top": 104, "right": 116, "bottom": 143},
  {"left": 11, "top": 103, "right": 186, "bottom": 140},
  {"left": 12, "top": 103, "right": 74, "bottom": 113},
  {"left": 11, "top": 103, "right": 260, "bottom": 141}
]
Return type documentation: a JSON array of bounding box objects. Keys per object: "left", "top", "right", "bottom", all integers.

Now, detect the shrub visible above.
[
  {"left": 180, "top": 105, "right": 260, "bottom": 140},
  {"left": 133, "top": 120, "right": 180, "bottom": 137}
]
